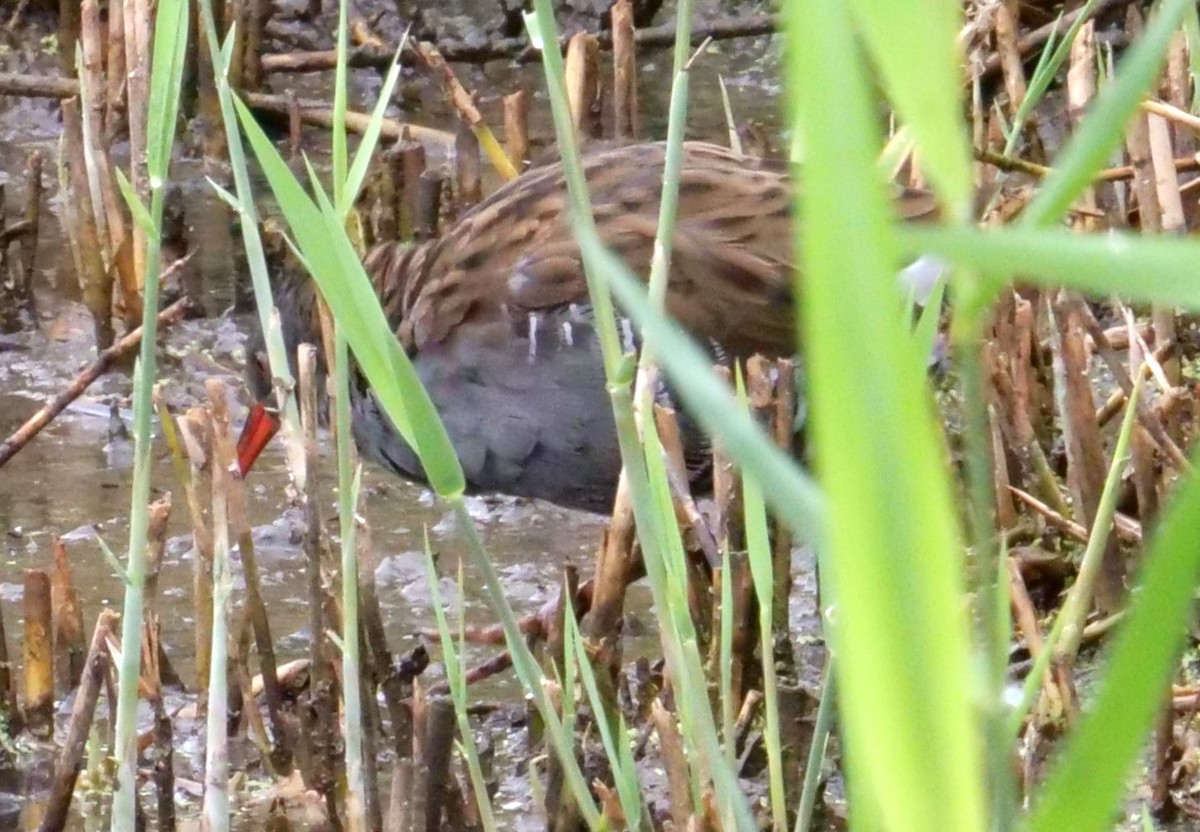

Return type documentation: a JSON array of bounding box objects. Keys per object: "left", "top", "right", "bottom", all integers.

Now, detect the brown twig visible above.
[
  {"left": 1008, "top": 486, "right": 1143, "bottom": 543},
  {"left": 36, "top": 610, "right": 119, "bottom": 832},
  {"left": 0, "top": 294, "right": 191, "bottom": 469},
  {"left": 0, "top": 74, "right": 456, "bottom": 152},
  {"left": 973, "top": 145, "right": 1200, "bottom": 183}
]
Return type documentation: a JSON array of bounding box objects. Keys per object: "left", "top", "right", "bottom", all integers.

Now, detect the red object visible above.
[{"left": 236, "top": 402, "right": 281, "bottom": 476}]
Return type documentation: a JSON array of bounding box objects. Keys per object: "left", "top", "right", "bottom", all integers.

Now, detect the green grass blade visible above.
[
  {"left": 1024, "top": 447, "right": 1200, "bottom": 832},
  {"left": 230, "top": 95, "right": 467, "bottom": 496},
  {"left": 1006, "top": 1, "right": 1098, "bottom": 156},
  {"left": 899, "top": 226, "right": 1200, "bottom": 309},
  {"left": 783, "top": 2, "right": 984, "bottom": 831},
  {"left": 114, "top": 167, "right": 157, "bottom": 242},
  {"left": 345, "top": 31, "right": 411, "bottom": 211},
  {"left": 331, "top": 0, "right": 349, "bottom": 208},
  {"left": 743, "top": 447, "right": 785, "bottom": 831},
  {"left": 111, "top": 3, "right": 189, "bottom": 828},
  {"left": 565, "top": 600, "right": 644, "bottom": 827},
  {"left": 424, "top": 535, "right": 499, "bottom": 832},
  {"left": 849, "top": 0, "right": 970, "bottom": 216},
  {"left": 145, "top": 0, "right": 189, "bottom": 181}
]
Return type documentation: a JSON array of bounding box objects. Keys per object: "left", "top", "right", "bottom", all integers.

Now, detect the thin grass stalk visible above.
[
  {"left": 196, "top": 3, "right": 303, "bottom": 463},
  {"left": 954, "top": 301, "right": 1014, "bottom": 830},
  {"left": 794, "top": 661, "right": 835, "bottom": 832},
  {"left": 638, "top": 399, "right": 748, "bottom": 818},
  {"left": 719, "top": 544, "right": 734, "bottom": 770},
  {"left": 423, "top": 538, "right": 497, "bottom": 832},
  {"left": 742, "top": 412, "right": 785, "bottom": 831},
  {"left": 639, "top": 0, "right": 690, "bottom": 338},
  {"left": 564, "top": 597, "right": 644, "bottom": 828},
  {"left": 329, "top": 6, "right": 367, "bottom": 827},
  {"left": 528, "top": 2, "right": 756, "bottom": 819},
  {"left": 110, "top": 4, "right": 189, "bottom": 828},
  {"left": 522, "top": 6, "right": 623, "bottom": 381},
  {"left": 448, "top": 500, "right": 601, "bottom": 826},
  {"left": 1056, "top": 380, "right": 1141, "bottom": 663},
  {"left": 1003, "top": 0, "right": 1099, "bottom": 158},
  {"left": 529, "top": 8, "right": 747, "bottom": 820},
  {"left": 1006, "top": 380, "right": 1142, "bottom": 741},
  {"left": 1020, "top": 0, "right": 1192, "bottom": 228},
  {"left": 1184, "top": 5, "right": 1200, "bottom": 113},
  {"left": 202, "top": 383, "right": 234, "bottom": 831},
  {"left": 340, "top": 458, "right": 366, "bottom": 830}
]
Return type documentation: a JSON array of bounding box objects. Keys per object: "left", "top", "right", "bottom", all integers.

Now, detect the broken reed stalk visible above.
[
  {"left": 564, "top": 33, "right": 601, "bottom": 140},
  {"left": 612, "top": 0, "right": 638, "bottom": 139},
  {"left": 1136, "top": 8, "right": 1182, "bottom": 389},
  {"left": 122, "top": 0, "right": 152, "bottom": 291},
  {"left": 454, "top": 121, "right": 483, "bottom": 211},
  {"left": 1050, "top": 291, "right": 1127, "bottom": 613},
  {"left": 0, "top": 583, "right": 15, "bottom": 729},
  {"left": 649, "top": 698, "right": 692, "bottom": 830},
  {"left": 356, "top": 635, "right": 385, "bottom": 832},
  {"left": 138, "top": 618, "right": 177, "bottom": 832},
  {"left": 176, "top": 406, "right": 216, "bottom": 706},
  {"left": 581, "top": 474, "right": 638, "bottom": 682},
  {"left": 201, "top": 378, "right": 236, "bottom": 827},
  {"left": 1048, "top": 26, "right": 1127, "bottom": 617},
  {"left": 225, "top": 416, "right": 291, "bottom": 771},
  {"left": 232, "top": 638, "right": 277, "bottom": 777},
  {"left": 193, "top": 0, "right": 227, "bottom": 161},
  {"left": 1146, "top": 112, "right": 1182, "bottom": 386},
  {"left": 1006, "top": 558, "right": 1073, "bottom": 721},
  {"left": 36, "top": 609, "right": 119, "bottom": 832},
  {"left": 143, "top": 495, "right": 173, "bottom": 620},
  {"left": 240, "top": 0, "right": 272, "bottom": 92},
  {"left": 12, "top": 150, "right": 43, "bottom": 327},
  {"left": 415, "top": 41, "right": 518, "bottom": 180},
  {"left": 23, "top": 570, "right": 53, "bottom": 739},
  {"left": 710, "top": 412, "right": 754, "bottom": 705},
  {"left": 60, "top": 97, "right": 114, "bottom": 350},
  {"left": 296, "top": 343, "right": 341, "bottom": 814},
  {"left": 243, "top": 90, "right": 454, "bottom": 149},
  {"left": 415, "top": 170, "right": 444, "bottom": 242},
  {"left": 105, "top": 0, "right": 126, "bottom": 142},
  {"left": 387, "top": 759, "right": 414, "bottom": 831},
  {"left": 767, "top": 357, "right": 797, "bottom": 639},
  {"left": 652, "top": 402, "right": 713, "bottom": 638},
  {"left": 58, "top": 0, "right": 81, "bottom": 76},
  {"left": 225, "top": 0, "right": 248, "bottom": 91},
  {"left": 50, "top": 538, "right": 86, "bottom": 692},
  {"left": 391, "top": 130, "right": 426, "bottom": 241},
  {"left": 421, "top": 697, "right": 459, "bottom": 832},
  {"left": 151, "top": 677, "right": 176, "bottom": 830},
  {"left": 503, "top": 90, "right": 529, "bottom": 170},
  {"left": 0, "top": 73, "right": 457, "bottom": 153},
  {"left": 82, "top": 0, "right": 140, "bottom": 328}
]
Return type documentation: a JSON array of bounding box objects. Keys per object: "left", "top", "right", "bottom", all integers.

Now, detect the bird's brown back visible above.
[{"left": 364, "top": 141, "right": 803, "bottom": 359}]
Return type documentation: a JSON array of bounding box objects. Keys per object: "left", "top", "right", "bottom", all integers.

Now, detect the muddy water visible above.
[{"left": 0, "top": 2, "right": 803, "bottom": 828}]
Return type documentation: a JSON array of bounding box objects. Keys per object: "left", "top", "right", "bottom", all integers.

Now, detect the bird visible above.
[{"left": 238, "top": 140, "right": 940, "bottom": 513}]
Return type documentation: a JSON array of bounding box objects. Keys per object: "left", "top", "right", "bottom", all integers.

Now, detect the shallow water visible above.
[{"left": 0, "top": 2, "right": 809, "bottom": 827}]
